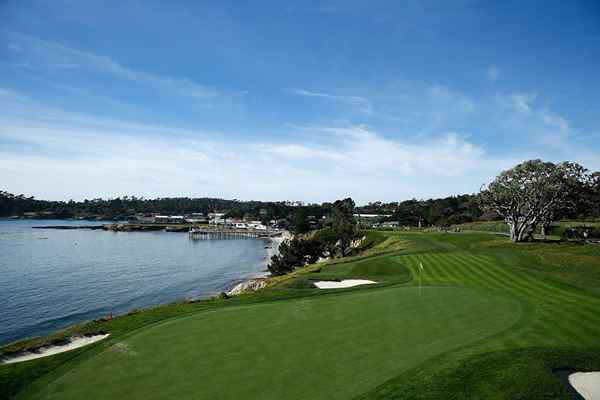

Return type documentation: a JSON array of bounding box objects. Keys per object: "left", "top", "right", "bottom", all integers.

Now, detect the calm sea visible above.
[{"left": 0, "top": 219, "right": 271, "bottom": 345}]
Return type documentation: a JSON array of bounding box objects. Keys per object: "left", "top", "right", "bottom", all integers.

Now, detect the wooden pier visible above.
[{"left": 188, "top": 228, "right": 280, "bottom": 240}]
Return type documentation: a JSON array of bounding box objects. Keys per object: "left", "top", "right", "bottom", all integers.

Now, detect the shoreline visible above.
[
  {"left": 0, "top": 223, "right": 289, "bottom": 350},
  {"left": 226, "top": 231, "right": 290, "bottom": 296}
]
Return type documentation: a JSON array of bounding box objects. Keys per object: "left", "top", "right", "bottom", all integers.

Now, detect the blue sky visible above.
[{"left": 1, "top": 0, "right": 599, "bottom": 203}]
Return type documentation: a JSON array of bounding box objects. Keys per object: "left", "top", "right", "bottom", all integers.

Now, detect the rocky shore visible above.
[{"left": 226, "top": 232, "right": 290, "bottom": 296}]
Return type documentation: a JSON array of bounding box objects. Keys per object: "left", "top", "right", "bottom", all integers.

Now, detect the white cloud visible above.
[
  {"left": 5, "top": 31, "right": 219, "bottom": 100},
  {"left": 287, "top": 88, "right": 373, "bottom": 114},
  {"left": 487, "top": 65, "right": 500, "bottom": 82},
  {"left": 498, "top": 92, "right": 576, "bottom": 146},
  {"left": 0, "top": 89, "right": 520, "bottom": 203}
]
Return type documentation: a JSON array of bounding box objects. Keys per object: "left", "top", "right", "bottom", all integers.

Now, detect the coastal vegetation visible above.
[{"left": 268, "top": 198, "right": 360, "bottom": 275}]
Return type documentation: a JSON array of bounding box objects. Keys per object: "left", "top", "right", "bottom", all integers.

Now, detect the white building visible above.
[
  {"left": 247, "top": 222, "right": 268, "bottom": 230},
  {"left": 208, "top": 212, "right": 226, "bottom": 225}
]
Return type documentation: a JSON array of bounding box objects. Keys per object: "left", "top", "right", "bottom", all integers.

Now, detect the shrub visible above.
[{"left": 285, "top": 278, "right": 316, "bottom": 289}]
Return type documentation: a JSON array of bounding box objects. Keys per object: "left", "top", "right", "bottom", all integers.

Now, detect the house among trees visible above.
[{"left": 353, "top": 213, "right": 392, "bottom": 228}]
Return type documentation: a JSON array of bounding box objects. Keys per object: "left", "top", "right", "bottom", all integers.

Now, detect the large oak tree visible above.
[{"left": 480, "top": 160, "right": 588, "bottom": 242}]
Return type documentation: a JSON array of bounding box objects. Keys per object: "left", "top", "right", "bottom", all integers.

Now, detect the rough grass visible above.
[{"left": 455, "top": 219, "right": 600, "bottom": 238}]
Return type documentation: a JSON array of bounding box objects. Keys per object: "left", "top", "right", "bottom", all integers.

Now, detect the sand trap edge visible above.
[
  {"left": 1, "top": 334, "right": 110, "bottom": 364},
  {"left": 314, "top": 279, "right": 376, "bottom": 289},
  {"left": 569, "top": 371, "right": 600, "bottom": 400}
]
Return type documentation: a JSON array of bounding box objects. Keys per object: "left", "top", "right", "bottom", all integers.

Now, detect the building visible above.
[
  {"left": 154, "top": 215, "right": 185, "bottom": 224},
  {"left": 130, "top": 213, "right": 156, "bottom": 224},
  {"left": 381, "top": 221, "right": 400, "bottom": 229},
  {"left": 185, "top": 213, "right": 208, "bottom": 224},
  {"left": 353, "top": 213, "right": 392, "bottom": 219},
  {"left": 208, "top": 212, "right": 226, "bottom": 225},
  {"left": 353, "top": 213, "right": 393, "bottom": 228},
  {"left": 247, "top": 222, "right": 268, "bottom": 230}
]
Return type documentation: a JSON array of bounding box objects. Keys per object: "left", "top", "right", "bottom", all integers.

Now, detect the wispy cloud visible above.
[
  {"left": 496, "top": 91, "right": 578, "bottom": 148},
  {"left": 287, "top": 88, "right": 373, "bottom": 114},
  {"left": 0, "top": 88, "right": 521, "bottom": 202},
  {"left": 5, "top": 31, "right": 220, "bottom": 100},
  {"left": 510, "top": 92, "right": 537, "bottom": 114},
  {"left": 541, "top": 111, "right": 569, "bottom": 134},
  {"left": 487, "top": 65, "right": 500, "bottom": 82},
  {"left": 428, "top": 84, "right": 475, "bottom": 113}
]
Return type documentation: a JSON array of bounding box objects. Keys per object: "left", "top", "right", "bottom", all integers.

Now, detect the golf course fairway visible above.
[{"left": 23, "top": 286, "right": 520, "bottom": 400}]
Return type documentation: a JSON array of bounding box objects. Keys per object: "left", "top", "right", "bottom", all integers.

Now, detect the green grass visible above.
[
  {"left": 3, "top": 231, "right": 600, "bottom": 399},
  {"left": 19, "top": 287, "right": 520, "bottom": 400},
  {"left": 454, "top": 220, "right": 510, "bottom": 234}
]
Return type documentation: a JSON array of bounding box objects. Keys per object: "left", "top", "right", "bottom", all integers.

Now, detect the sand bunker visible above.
[
  {"left": 314, "top": 279, "right": 376, "bottom": 289},
  {"left": 569, "top": 372, "right": 600, "bottom": 400},
  {"left": 1, "top": 334, "right": 110, "bottom": 364}
]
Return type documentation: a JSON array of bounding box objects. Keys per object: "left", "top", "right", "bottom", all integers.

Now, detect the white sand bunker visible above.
[
  {"left": 569, "top": 372, "right": 600, "bottom": 399},
  {"left": 1, "top": 334, "right": 110, "bottom": 364},
  {"left": 314, "top": 279, "right": 376, "bottom": 289}
]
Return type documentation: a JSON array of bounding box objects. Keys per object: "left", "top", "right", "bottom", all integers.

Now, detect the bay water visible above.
[{"left": 0, "top": 219, "right": 271, "bottom": 345}]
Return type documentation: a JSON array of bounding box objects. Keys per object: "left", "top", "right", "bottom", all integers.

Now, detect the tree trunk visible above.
[
  {"left": 509, "top": 223, "right": 518, "bottom": 242},
  {"left": 517, "top": 223, "right": 529, "bottom": 242},
  {"left": 509, "top": 221, "right": 530, "bottom": 242}
]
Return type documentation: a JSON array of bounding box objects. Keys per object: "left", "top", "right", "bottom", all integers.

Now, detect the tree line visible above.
[
  {"left": 2, "top": 159, "right": 599, "bottom": 241},
  {"left": 0, "top": 193, "right": 310, "bottom": 226}
]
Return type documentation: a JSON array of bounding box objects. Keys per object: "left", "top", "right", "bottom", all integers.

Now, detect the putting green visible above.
[{"left": 27, "top": 286, "right": 521, "bottom": 400}]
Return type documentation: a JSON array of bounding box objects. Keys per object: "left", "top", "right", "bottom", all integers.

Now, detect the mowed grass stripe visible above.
[
  {"left": 396, "top": 252, "right": 539, "bottom": 350},
  {"left": 477, "top": 257, "right": 600, "bottom": 337},
  {"left": 475, "top": 255, "right": 584, "bottom": 305},
  {"left": 400, "top": 254, "right": 447, "bottom": 286},
  {"left": 426, "top": 253, "right": 552, "bottom": 348},
  {"left": 453, "top": 255, "right": 561, "bottom": 347},
  {"left": 441, "top": 254, "right": 594, "bottom": 348},
  {"left": 463, "top": 255, "right": 600, "bottom": 345},
  {"left": 477, "top": 255, "right": 593, "bottom": 304},
  {"left": 445, "top": 253, "right": 503, "bottom": 289},
  {"left": 452, "top": 253, "right": 600, "bottom": 327},
  {"left": 439, "top": 254, "right": 547, "bottom": 349},
  {"left": 415, "top": 254, "right": 451, "bottom": 285},
  {"left": 400, "top": 252, "right": 600, "bottom": 347},
  {"left": 425, "top": 253, "right": 466, "bottom": 286}
]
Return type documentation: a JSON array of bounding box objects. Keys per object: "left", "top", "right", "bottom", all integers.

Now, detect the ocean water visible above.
[{"left": 0, "top": 219, "right": 271, "bottom": 345}]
